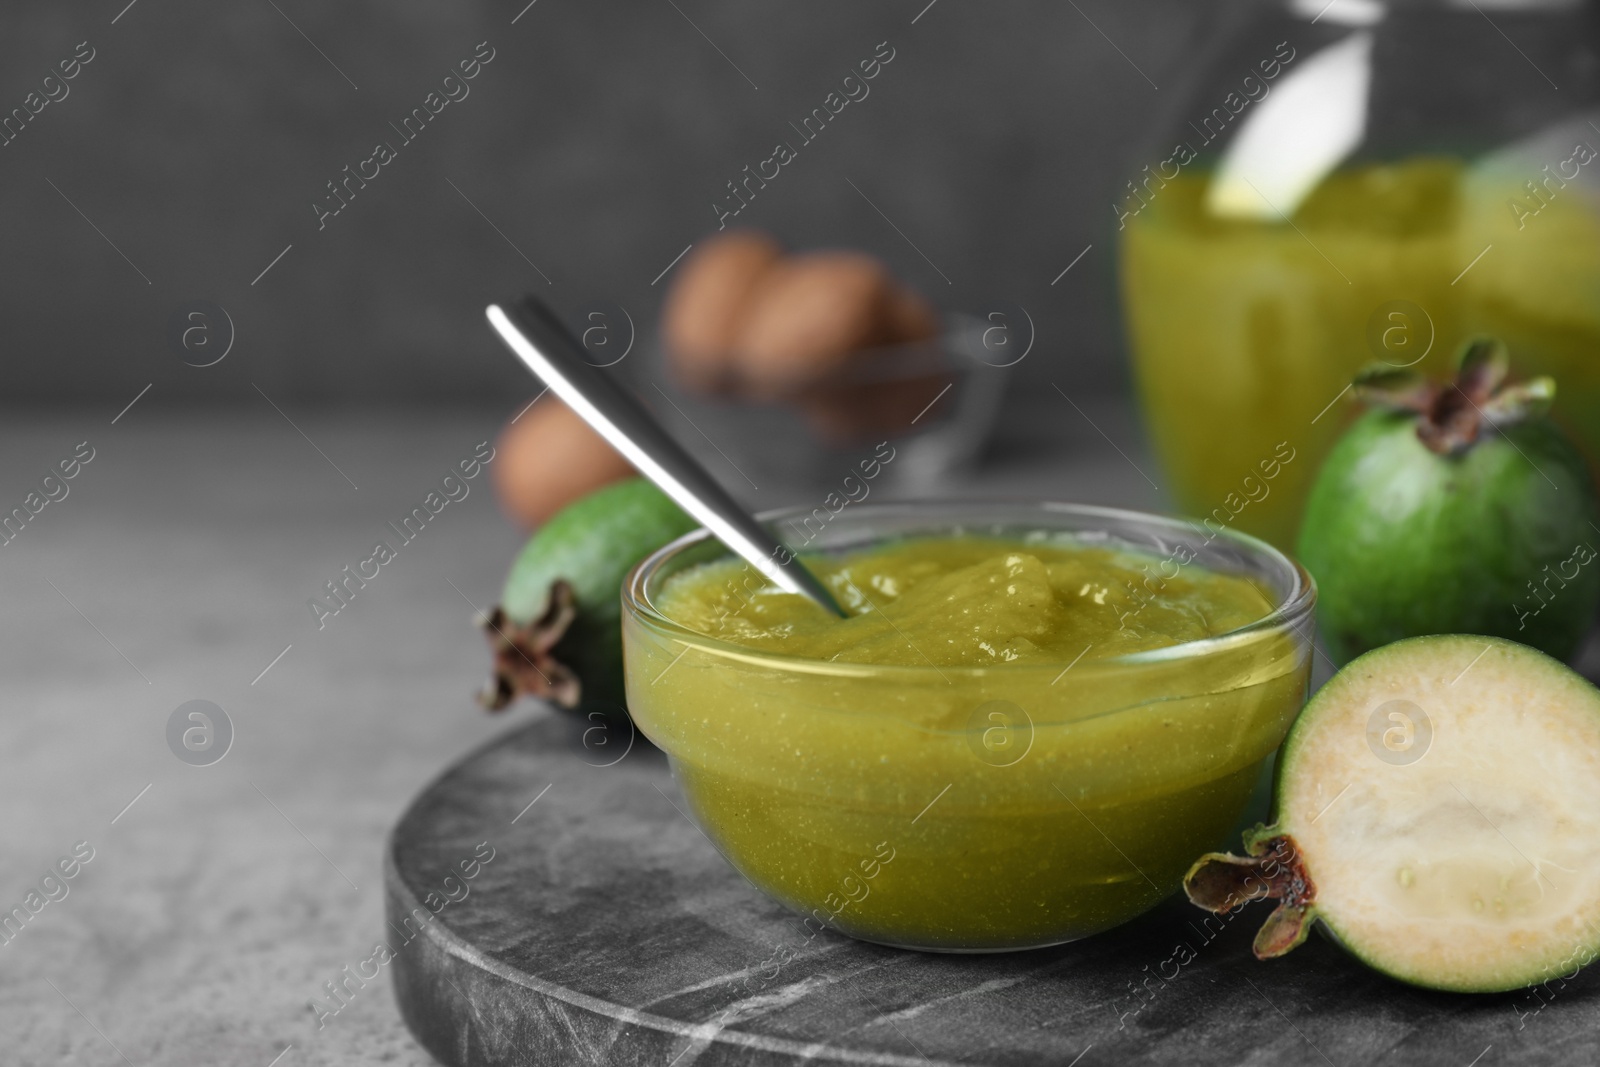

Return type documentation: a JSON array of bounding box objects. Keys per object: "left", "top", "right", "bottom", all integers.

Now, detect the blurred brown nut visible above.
[
  {"left": 491, "top": 397, "right": 635, "bottom": 528},
  {"left": 661, "top": 230, "right": 783, "bottom": 394},
  {"left": 884, "top": 284, "right": 940, "bottom": 344},
  {"left": 798, "top": 374, "right": 952, "bottom": 444},
  {"left": 734, "top": 251, "right": 897, "bottom": 401}
]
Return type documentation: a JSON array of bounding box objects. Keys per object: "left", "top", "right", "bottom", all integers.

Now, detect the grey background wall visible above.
[{"left": 0, "top": 0, "right": 1223, "bottom": 409}]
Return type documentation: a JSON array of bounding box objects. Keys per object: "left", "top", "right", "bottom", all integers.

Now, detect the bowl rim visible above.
[{"left": 621, "top": 498, "right": 1317, "bottom": 678}]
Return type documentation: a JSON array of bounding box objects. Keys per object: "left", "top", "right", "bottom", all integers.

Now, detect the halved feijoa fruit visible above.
[{"left": 1186, "top": 634, "right": 1600, "bottom": 993}]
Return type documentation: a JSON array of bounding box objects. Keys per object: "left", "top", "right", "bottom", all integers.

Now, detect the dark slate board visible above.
[{"left": 385, "top": 709, "right": 1598, "bottom": 1067}]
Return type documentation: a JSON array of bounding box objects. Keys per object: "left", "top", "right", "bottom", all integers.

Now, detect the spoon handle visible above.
[{"left": 486, "top": 297, "right": 846, "bottom": 617}]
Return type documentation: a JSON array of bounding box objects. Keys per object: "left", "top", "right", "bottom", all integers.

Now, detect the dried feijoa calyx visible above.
[
  {"left": 479, "top": 477, "right": 697, "bottom": 712},
  {"left": 1185, "top": 635, "right": 1600, "bottom": 993},
  {"left": 1297, "top": 337, "right": 1600, "bottom": 664}
]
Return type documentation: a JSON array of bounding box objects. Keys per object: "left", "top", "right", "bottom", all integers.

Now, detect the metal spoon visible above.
[{"left": 486, "top": 295, "right": 847, "bottom": 617}]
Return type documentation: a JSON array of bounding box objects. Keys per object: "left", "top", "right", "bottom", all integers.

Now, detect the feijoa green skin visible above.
[
  {"left": 480, "top": 478, "right": 697, "bottom": 711},
  {"left": 1297, "top": 348, "right": 1600, "bottom": 665}
]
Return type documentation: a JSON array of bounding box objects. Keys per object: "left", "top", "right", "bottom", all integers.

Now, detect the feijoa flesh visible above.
[
  {"left": 480, "top": 477, "right": 697, "bottom": 711},
  {"left": 1297, "top": 339, "right": 1600, "bottom": 665},
  {"left": 1186, "top": 635, "right": 1600, "bottom": 993}
]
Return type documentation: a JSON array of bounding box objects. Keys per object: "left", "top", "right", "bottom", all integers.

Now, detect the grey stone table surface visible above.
[{"left": 0, "top": 402, "right": 1165, "bottom": 1067}]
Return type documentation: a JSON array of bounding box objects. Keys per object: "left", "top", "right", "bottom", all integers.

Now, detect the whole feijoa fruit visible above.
[
  {"left": 1185, "top": 635, "right": 1600, "bottom": 993},
  {"left": 1297, "top": 338, "right": 1600, "bottom": 665},
  {"left": 479, "top": 477, "right": 697, "bottom": 712}
]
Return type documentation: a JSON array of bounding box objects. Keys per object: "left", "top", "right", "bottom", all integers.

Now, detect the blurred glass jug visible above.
[{"left": 1119, "top": 0, "right": 1600, "bottom": 547}]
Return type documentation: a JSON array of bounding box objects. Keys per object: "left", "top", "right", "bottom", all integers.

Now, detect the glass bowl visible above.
[
  {"left": 621, "top": 501, "right": 1316, "bottom": 952},
  {"left": 647, "top": 311, "right": 1011, "bottom": 497}
]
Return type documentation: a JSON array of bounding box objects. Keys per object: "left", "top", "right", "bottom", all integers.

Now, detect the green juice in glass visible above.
[
  {"left": 1121, "top": 155, "right": 1600, "bottom": 549},
  {"left": 623, "top": 532, "right": 1310, "bottom": 951}
]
